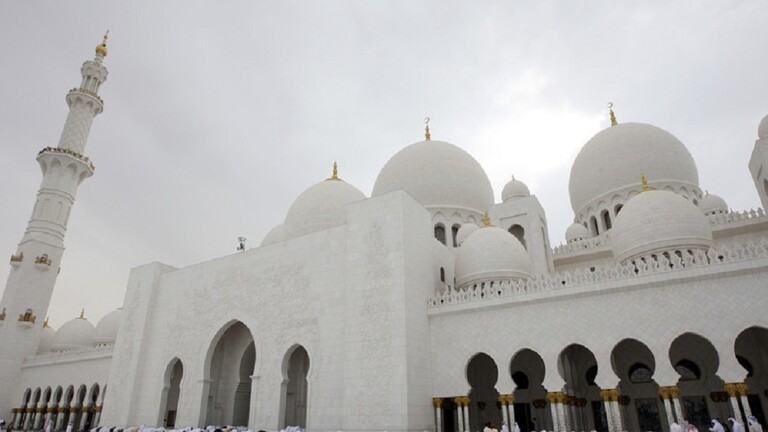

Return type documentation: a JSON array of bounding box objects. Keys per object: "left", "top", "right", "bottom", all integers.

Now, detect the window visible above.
[
  {"left": 451, "top": 224, "right": 460, "bottom": 247},
  {"left": 590, "top": 216, "right": 599, "bottom": 236},
  {"left": 675, "top": 359, "right": 701, "bottom": 380},
  {"left": 628, "top": 363, "right": 653, "bottom": 383},
  {"left": 508, "top": 224, "right": 526, "bottom": 249},
  {"left": 614, "top": 204, "right": 623, "bottom": 215},
  {"left": 601, "top": 209, "right": 612, "bottom": 230},
  {"left": 439, "top": 267, "right": 445, "bottom": 283},
  {"left": 434, "top": 224, "right": 446, "bottom": 245}
]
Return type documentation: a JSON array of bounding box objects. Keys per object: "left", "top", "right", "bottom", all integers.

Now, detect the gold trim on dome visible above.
[
  {"left": 482, "top": 210, "right": 493, "bottom": 227},
  {"left": 608, "top": 102, "right": 617, "bottom": 126},
  {"left": 327, "top": 161, "right": 341, "bottom": 181},
  {"left": 640, "top": 172, "right": 655, "bottom": 192}
]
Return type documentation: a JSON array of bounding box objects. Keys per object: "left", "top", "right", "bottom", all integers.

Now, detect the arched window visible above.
[
  {"left": 434, "top": 224, "right": 446, "bottom": 245},
  {"left": 439, "top": 267, "right": 445, "bottom": 283},
  {"left": 675, "top": 359, "right": 701, "bottom": 380},
  {"left": 628, "top": 362, "right": 653, "bottom": 383},
  {"left": 451, "top": 224, "right": 460, "bottom": 247},
  {"left": 601, "top": 209, "right": 612, "bottom": 230},
  {"left": 590, "top": 216, "right": 599, "bottom": 236},
  {"left": 614, "top": 204, "right": 623, "bottom": 215},
  {"left": 508, "top": 224, "right": 526, "bottom": 249}
]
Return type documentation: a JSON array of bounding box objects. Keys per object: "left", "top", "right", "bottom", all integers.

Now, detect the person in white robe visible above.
[
  {"left": 66, "top": 421, "right": 74, "bottom": 432},
  {"left": 501, "top": 421, "right": 509, "bottom": 432},
  {"left": 749, "top": 416, "right": 764, "bottom": 432},
  {"left": 711, "top": 419, "right": 725, "bottom": 432},
  {"left": 672, "top": 422, "right": 683, "bottom": 432},
  {"left": 44, "top": 417, "right": 53, "bottom": 432},
  {"left": 730, "top": 418, "right": 746, "bottom": 432}
]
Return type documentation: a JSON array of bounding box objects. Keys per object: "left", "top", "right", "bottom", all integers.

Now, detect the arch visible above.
[
  {"left": 434, "top": 224, "right": 446, "bottom": 245},
  {"left": 589, "top": 216, "right": 599, "bottom": 236},
  {"left": 440, "top": 267, "right": 445, "bottom": 283},
  {"left": 234, "top": 342, "right": 255, "bottom": 426},
  {"left": 734, "top": 326, "right": 768, "bottom": 425},
  {"left": 452, "top": 224, "right": 461, "bottom": 247},
  {"left": 668, "top": 332, "right": 723, "bottom": 430},
  {"left": 614, "top": 203, "right": 623, "bottom": 216},
  {"left": 203, "top": 320, "right": 256, "bottom": 427},
  {"left": 466, "top": 353, "right": 500, "bottom": 432},
  {"left": 601, "top": 209, "right": 612, "bottom": 230},
  {"left": 508, "top": 224, "right": 526, "bottom": 249},
  {"left": 509, "top": 349, "right": 548, "bottom": 432},
  {"left": 280, "top": 344, "right": 310, "bottom": 429},
  {"left": 610, "top": 339, "right": 660, "bottom": 432},
  {"left": 557, "top": 344, "right": 605, "bottom": 432},
  {"left": 160, "top": 358, "right": 184, "bottom": 428}
]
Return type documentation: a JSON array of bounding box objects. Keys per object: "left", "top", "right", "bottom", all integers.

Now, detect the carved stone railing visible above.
[
  {"left": 69, "top": 87, "right": 104, "bottom": 105},
  {"left": 708, "top": 208, "right": 766, "bottom": 225},
  {"left": 553, "top": 235, "right": 607, "bottom": 256},
  {"left": 430, "top": 238, "right": 768, "bottom": 308},
  {"left": 37, "top": 147, "right": 95, "bottom": 172}
]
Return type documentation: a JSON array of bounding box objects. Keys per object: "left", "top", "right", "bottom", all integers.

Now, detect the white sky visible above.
[{"left": 0, "top": 1, "right": 766, "bottom": 328}]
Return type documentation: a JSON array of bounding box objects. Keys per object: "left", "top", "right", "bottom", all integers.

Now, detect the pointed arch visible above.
[
  {"left": 279, "top": 344, "right": 310, "bottom": 429},
  {"left": 159, "top": 357, "right": 184, "bottom": 427}
]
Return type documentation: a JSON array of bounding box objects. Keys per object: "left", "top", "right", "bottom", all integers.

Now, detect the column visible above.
[
  {"left": 462, "top": 397, "right": 470, "bottom": 432},
  {"left": 725, "top": 383, "right": 746, "bottom": 426},
  {"left": 600, "top": 389, "right": 621, "bottom": 432},
  {"left": 658, "top": 387, "right": 675, "bottom": 425},
  {"left": 508, "top": 395, "right": 516, "bottom": 429},
  {"left": 669, "top": 387, "right": 684, "bottom": 424},
  {"left": 498, "top": 395, "right": 509, "bottom": 427},
  {"left": 737, "top": 384, "right": 753, "bottom": 419},
  {"left": 433, "top": 398, "right": 443, "bottom": 432},
  {"left": 93, "top": 406, "right": 102, "bottom": 429},
  {"left": 43, "top": 407, "right": 54, "bottom": 431},
  {"left": 547, "top": 392, "right": 562, "bottom": 432},
  {"left": 10, "top": 409, "right": 18, "bottom": 430},
  {"left": 55, "top": 408, "right": 66, "bottom": 431},
  {"left": 454, "top": 397, "right": 464, "bottom": 432}
]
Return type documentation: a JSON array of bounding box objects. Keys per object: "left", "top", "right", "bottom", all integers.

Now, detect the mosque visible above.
[{"left": 2, "top": 36, "right": 768, "bottom": 432}]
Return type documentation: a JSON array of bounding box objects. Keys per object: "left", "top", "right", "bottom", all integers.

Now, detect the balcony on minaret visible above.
[
  {"left": 17, "top": 309, "right": 36, "bottom": 328},
  {"left": 37, "top": 147, "right": 95, "bottom": 174},
  {"left": 34, "top": 254, "right": 52, "bottom": 271},
  {"left": 9, "top": 252, "right": 23, "bottom": 268}
]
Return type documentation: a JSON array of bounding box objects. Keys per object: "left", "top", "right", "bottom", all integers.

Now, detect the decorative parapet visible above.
[
  {"left": 709, "top": 207, "right": 766, "bottom": 225},
  {"left": 430, "top": 238, "right": 768, "bottom": 309},
  {"left": 553, "top": 235, "right": 607, "bottom": 256},
  {"left": 37, "top": 147, "right": 95, "bottom": 172},
  {"left": 68, "top": 87, "right": 104, "bottom": 105},
  {"left": 10, "top": 252, "right": 23, "bottom": 266}
]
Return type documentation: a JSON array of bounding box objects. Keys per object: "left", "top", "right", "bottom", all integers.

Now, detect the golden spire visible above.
[
  {"left": 79, "top": 308, "right": 85, "bottom": 319},
  {"left": 482, "top": 210, "right": 493, "bottom": 227},
  {"left": 95, "top": 30, "right": 109, "bottom": 58},
  {"left": 328, "top": 161, "right": 340, "bottom": 181},
  {"left": 640, "top": 172, "right": 655, "bottom": 191},
  {"left": 424, "top": 117, "right": 431, "bottom": 141},
  {"left": 608, "top": 102, "right": 617, "bottom": 126},
  {"left": 43, "top": 317, "right": 50, "bottom": 328}
]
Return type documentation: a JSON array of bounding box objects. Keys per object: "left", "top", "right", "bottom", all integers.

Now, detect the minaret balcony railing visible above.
[
  {"left": 10, "top": 252, "right": 23, "bottom": 267},
  {"left": 68, "top": 87, "right": 104, "bottom": 105},
  {"left": 34, "top": 254, "right": 52, "bottom": 271},
  {"left": 37, "top": 147, "right": 95, "bottom": 172}
]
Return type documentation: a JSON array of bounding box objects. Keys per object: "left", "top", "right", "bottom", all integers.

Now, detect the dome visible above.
[
  {"left": 373, "top": 140, "right": 494, "bottom": 213},
  {"left": 455, "top": 226, "right": 531, "bottom": 287},
  {"left": 261, "top": 223, "right": 286, "bottom": 246},
  {"left": 569, "top": 123, "right": 699, "bottom": 214},
  {"left": 611, "top": 190, "right": 712, "bottom": 263},
  {"left": 37, "top": 324, "right": 56, "bottom": 354},
  {"left": 94, "top": 308, "right": 123, "bottom": 346},
  {"left": 455, "top": 223, "right": 479, "bottom": 246},
  {"left": 699, "top": 193, "right": 728, "bottom": 216},
  {"left": 51, "top": 315, "right": 95, "bottom": 351},
  {"left": 759, "top": 114, "right": 768, "bottom": 140},
  {"left": 565, "top": 222, "right": 590, "bottom": 243},
  {"left": 501, "top": 177, "right": 530, "bottom": 202},
  {"left": 284, "top": 178, "right": 366, "bottom": 239}
]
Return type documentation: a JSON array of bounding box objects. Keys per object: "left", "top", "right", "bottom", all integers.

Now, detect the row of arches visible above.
[
  {"left": 160, "top": 321, "right": 310, "bottom": 429},
  {"left": 12, "top": 383, "right": 105, "bottom": 432},
  {"left": 434, "top": 223, "right": 526, "bottom": 248},
  {"left": 437, "top": 327, "right": 768, "bottom": 432}
]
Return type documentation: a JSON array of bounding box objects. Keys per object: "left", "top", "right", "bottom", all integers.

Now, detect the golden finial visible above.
[
  {"left": 482, "top": 210, "right": 493, "bottom": 227},
  {"left": 43, "top": 317, "right": 49, "bottom": 328},
  {"left": 95, "top": 30, "right": 109, "bottom": 58},
  {"left": 424, "top": 117, "right": 431, "bottom": 141},
  {"left": 79, "top": 308, "right": 85, "bottom": 319},
  {"left": 640, "top": 172, "right": 655, "bottom": 191},
  {"left": 608, "top": 102, "right": 617, "bottom": 126},
  {"left": 328, "top": 161, "right": 340, "bottom": 181}
]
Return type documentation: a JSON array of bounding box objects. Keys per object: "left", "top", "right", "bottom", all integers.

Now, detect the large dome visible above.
[
  {"left": 373, "top": 140, "right": 494, "bottom": 213},
  {"left": 569, "top": 123, "right": 699, "bottom": 214},
  {"left": 455, "top": 226, "right": 531, "bottom": 287},
  {"left": 94, "top": 308, "right": 123, "bottom": 346},
  {"left": 501, "top": 177, "right": 530, "bottom": 202},
  {"left": 284, "top": 178, "right": 366, "bottom": 239},
  {"left": 611, "top": 190, "right": 712, "bottom": 263},
  {"left": 51, "top": 315, "right": 95, "bottom": 352}
]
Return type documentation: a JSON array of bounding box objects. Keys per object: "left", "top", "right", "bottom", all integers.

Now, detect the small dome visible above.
[
  {"left": 501, "top": 178, "right": 531, "bottom": 202},
  {"left": 565, "top": 222, "right": 590, "bottom": 243},
  {"left": 611, "top": 190, "right": 712, "bottom": 263},
  {"left": 37, "top": 324, "right": 56, "bottom": 354},
  {"left": 759, "top": 114, "right": 768, "bottom": 140},
  {"left": 51, "top": 315, "right": 95, "bottom": 352},
  {"left": 699, "top": 193, "right": 728, "bottom": 216},
  {"left": 569, "top": 123, "right": 699, "bottom": 214},
  {"left": 284, "top": 178, "right": 366, "bottom": 239},
  {"left": 455, "top": 226, "right": 531, "bottom": 287},
  {"left": 373, "top": 140, "right": 494, "bottom": 213},
  {"left": 455, "top": 223, "right": 479, "bottom": 246},
  {"left": 94, "top": 308, "right": 123, "bottom": 346},
  {"left": 261, "top": 223, "right": 286, "bottom": 246}
]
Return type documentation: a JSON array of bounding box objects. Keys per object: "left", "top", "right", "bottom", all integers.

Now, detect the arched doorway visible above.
[
  {"left": 509, "top": 348, "right": 548, "bottom": 432},
  {"left": 735, "top": 326, "right": 768, "bottom": 425},
  {"left": 160, "top": 359, "right": 184, "bottom": 427},
  {"left": 280, "top": 345, "right": 309, "bottom": 429},
  {"left": 204, "top": 321, "right": 256, "bottom": 427},
  {"left": 611, "top": 339, "right": 661, "bottom": 432},
  {"left": 557, "top": 344, "right": 603, "bottom": 432},
  {"left": 669, "top": 332, "right": 724, "bottom": 430},
  {"left": 467, "top": 353, "right": 501, "bottom": 431}
]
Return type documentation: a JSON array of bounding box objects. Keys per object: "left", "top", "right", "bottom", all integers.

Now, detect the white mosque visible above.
[{"left": 2, "top": 36, "right": 768, "bottom": 432}]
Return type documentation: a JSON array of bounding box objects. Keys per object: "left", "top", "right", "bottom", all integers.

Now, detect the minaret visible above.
[{"left": 0, "top": 34, "right": 109, "bottom": 417}]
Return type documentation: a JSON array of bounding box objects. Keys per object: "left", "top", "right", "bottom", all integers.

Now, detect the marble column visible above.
[
  {"left": 738, "top": 384, "right": 753, "bottom": 419},
  {"left": 600, "top": 389, "right": 622, "bottom": 432},
  {"left": 498, "top": 395, "right": 509, "bottom": 427},
  {"left": 508, "top": 394, "right": 516, "bottom": 429},
  {"left": 433, "top": 398, "right": 443, "bottom": 432},
  {"left": 462, "top": 397, "right": 470, "bottom": 432},
  {"left": 455, "top": 397, "right": 464, "bottom": 432},
  {"left": 659, "top": 387, "right": 676, "bottom": 425},
  {"left": 55, "top": 408, "right": 66, "bottom": 431},
  {"left": 725, "top": 383, "right": 748, "bottom": 426},
  {"left": 93, "top": 406, "right": 102, "bottom": 429},
  {"left": 547, "top": 392, "right": 563, "bottom": 432}
]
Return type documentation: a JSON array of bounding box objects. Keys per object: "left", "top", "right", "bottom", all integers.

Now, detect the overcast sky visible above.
[{"left": 1, "top": 1, "right": 766, "bottom": 328}]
